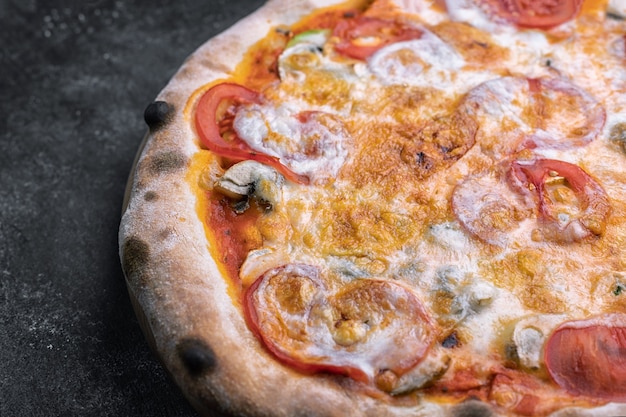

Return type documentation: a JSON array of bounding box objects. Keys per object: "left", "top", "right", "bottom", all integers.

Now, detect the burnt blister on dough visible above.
[
  {"left": 450, "top": 400, "right": 495, "bottom": 417},
  {"left": 147, "top": 151, "right": 187, "bottom": 175},
  {"left": 177, "top": 338, "right": 217, "bottom": 377},
  {"left": 121, "top": 237, "right": 150, "bottom": 279},
  {"left": 144, "top": 190, "right": 158, "bottom": 201},
  {"left": 144, "top": 101, "right": 174, "bottom": 130}
]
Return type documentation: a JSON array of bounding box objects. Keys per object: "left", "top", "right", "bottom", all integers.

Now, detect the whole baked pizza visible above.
[{"left": 119, "top": 0, "right": 626, "bottom": 415}]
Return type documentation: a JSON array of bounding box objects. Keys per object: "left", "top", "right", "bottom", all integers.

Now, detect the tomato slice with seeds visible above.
[
  {"left": 510, "top": 158, "right": 611, "bottom": 242},
  {"left": 244, "top": 264, "right": 436, "bottom": 391},
  {"left": 478, "top": 0, "right": 583, "bottom": 29},
  {"left": 452, "top": 168, "right": 531, "bottom": 246},
  {"left": 459, "top": 76, "right": 605, "bottom": 159},
  {"left": 524, "top": 77, "right": 606, "bottom": 150},
  {"left": 453, "top": 158, "right": 611, "bottom": 244},
  {"left": 544, "top": 314, "right": 626, "bottom": 402},
  {"left": 243, "top": 264, "right": 336, "bottom": 375},
  {"left": 194, "top": 83, "right": 309, "bottom": 184},
  {"left": 333, "top": 16, "right": 423, "bottom": 61}
]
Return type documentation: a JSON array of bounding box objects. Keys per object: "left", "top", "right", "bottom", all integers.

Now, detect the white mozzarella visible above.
[
  {"left": 367, "top": 29, "right": 466, "bottom": 91},
  {"left": 449, "top": 279, "right": 498, "bottom": 318},
  {"left": 233, "top": 103, "right": 351, "bottom": 183},
  {"left": 392, "top": 0, "right": 448, "bottom": 25},
  {"left": 427, "top": 222, "right": 471, "bottom": 252},
  {"left": 233, "top": 1, "right": 626, "bottom": 397},
  {"left": 444, "top": 0, "right": 508, "bottom": 32}
]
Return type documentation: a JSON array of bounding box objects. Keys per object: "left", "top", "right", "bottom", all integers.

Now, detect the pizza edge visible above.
[
  {"left": 118, "top": 1, "right": 626, "bottom": 416},
  {"left": 117, "top": 1, "right": 423, "bottom": 416}
]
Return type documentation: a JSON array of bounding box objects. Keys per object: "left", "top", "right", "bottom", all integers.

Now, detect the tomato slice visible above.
[
  {"left": 452, "top": 168, "right": 531, "bottom": 246},
  {"left": 454, "top": 158, "right": 611, "bottom": 244},
  {"left": 333, "top": 16, "right": 423, "bottom": 60},
  {"left": 510, "top": 158, "right": 611, "bottom": 242},
  {"left": 243, "top": 264, "right": 338, "bottom": 374},
  {"left": 544, "top": 314, "right": 626, "bottom": 402},
  {"left": 244, "top": 265, "right": 436, "bottom": 391},
  {"left": 194, "top": 83, "right": 309, "bottom": 184},
  {"left": 478, "top": 0, "right": 583, "bottom": 29},
  {"left": 459, "top": 76, "right": 605, "bottom": 159},
  {"left": 489, "top": 368, "right": 603, "bottom": 415},
  {"left": 524, "top": 77, "right": 606, "bottom": 150}
]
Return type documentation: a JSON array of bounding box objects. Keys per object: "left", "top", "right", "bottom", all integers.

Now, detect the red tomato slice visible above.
[
  {"left": 243, "top": 264, "right": 342, "bottom": 375},
  {"left": 459, "top": 76, "right": 605, "bottom": 159},
  {"left": 544, "top": 314, "right": 626, "bottom": 402},
  {"left": 524, "top": 77, "right": 606, "bottom": 150},
  {"left": 510, "top": 158, "right": 611, "bottom": 242},
  {"left": 244, "top": 265, "right": 436, "bottom": 390},
  {"left": 452, "top": 168, "right": 532, "bottom": 246},
  {"left": 333, "top": 16, "right": 423, "bottom": 60},
  {"left": 194, "top": 83, "right": 309, "bottom": 184},
  {"left": 478, "top": 0, "right": 583, "bottom": 29},
  {"left": 490, "top": 368, "right": 604, "bottom": 415}
]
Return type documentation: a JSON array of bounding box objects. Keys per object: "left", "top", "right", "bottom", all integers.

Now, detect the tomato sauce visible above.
[{"left": 206, "top": 195, "right": 263, "bottom": 286}]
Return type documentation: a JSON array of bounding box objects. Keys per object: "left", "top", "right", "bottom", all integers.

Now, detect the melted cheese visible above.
[{"left": 200, "top": 0, "right": 626, "bottom": 404}]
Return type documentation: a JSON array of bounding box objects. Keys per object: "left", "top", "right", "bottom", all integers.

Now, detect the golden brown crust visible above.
[{"left": 119, "top": 1, "right": 626, "bottom": 416}]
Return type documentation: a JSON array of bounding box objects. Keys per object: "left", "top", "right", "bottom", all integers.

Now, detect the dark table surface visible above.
[{"left": 1, "top": 0, "right": 264, "bottom": 415}]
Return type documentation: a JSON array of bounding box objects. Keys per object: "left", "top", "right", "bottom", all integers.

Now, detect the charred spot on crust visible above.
[
  {"left": 122, "top": 237, "right": 150, "bottom": 278},
  {"left": 144, "top": 101, "right": 173, "bottom": 130},
  {"left": 158, "top": 228, "right": 173, "bottom": 240},
  {"left": 147, "top": 151, "right": 187, "bottom": 175},
  {"left": 450, "top": 400, "right": 494, "bottom": 417},
  {"left": 177, "top": 338, "right": 217, "bottom": 377},
  {"left": 144, "top": 191, "right": 158, "bottom": 201}
]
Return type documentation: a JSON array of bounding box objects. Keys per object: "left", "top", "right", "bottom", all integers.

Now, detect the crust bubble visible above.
[
  {"left": 144, "top": 101, "right": 173, "bottom": 130},
  {"left": 147, "top": 151, "right": 187, "bottom": 175},
  {"left": 449, "top": 400, "right": 494, "bottom": 417},
  {"left": 177, "top": 338, "right": 217, "bottom": 377},
  {"left": 121, "top": 237, "right": 150, "bottom": 279}
]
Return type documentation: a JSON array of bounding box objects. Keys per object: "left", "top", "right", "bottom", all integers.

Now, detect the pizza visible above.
[{"left": 119, "top": 0, "right": 626, "bottom": 416}]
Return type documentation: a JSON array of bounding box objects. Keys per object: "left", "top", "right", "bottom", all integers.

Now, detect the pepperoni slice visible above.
[
  {"left": 244, "top": 265, "right": 436, "bottom": 390},
  {"left": 511, "top": 158, "right": 611, "bottom": 242},
  {"left": 544, "top": 314, "right": 626, "bottom": 402},
  {"left": 460, "top": 77, "right": 605, "bottom": 158}
]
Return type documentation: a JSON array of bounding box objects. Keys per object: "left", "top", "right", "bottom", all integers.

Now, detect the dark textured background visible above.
[{"left": 0, "top": 0, "right": 263, "bottom": 415}]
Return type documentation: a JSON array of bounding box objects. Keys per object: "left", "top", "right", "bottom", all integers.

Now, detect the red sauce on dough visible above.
[{"left": 206, "top": 195, "right": 263, "bottom": 285}]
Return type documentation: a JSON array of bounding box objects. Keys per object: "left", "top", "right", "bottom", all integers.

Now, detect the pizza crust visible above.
[
  {"left": 119, "top": 1, "right": 626, "bottom": 416},
  {"left": 118, "top": 1, "right": 426, "bottom": 416}
]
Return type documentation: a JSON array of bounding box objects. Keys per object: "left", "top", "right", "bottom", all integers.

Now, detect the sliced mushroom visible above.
[
  {"left": 608, "top": 0, "right": 626, "bottom": 18},
  {"left": 390, "top": 348, "right": 450, "bottom": 395},
  {"left": 215, "top": 160, "right": 284, "bottom": 207},
  {"left": 512, "top": 314, "right": 567, "bottom": 370}
]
